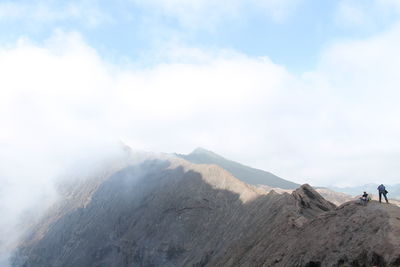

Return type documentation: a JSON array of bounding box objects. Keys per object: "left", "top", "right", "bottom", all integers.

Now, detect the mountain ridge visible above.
[
  {"left": 11, "top": 153, "right": 400, "bottom": 267},
  {"left": 176, "top": 147, "right": 300, "bottom": 190}
]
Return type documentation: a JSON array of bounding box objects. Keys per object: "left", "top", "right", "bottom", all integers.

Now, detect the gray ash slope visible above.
[
  {"left": 12, "top": 155, "right": 400, "bottom": 267},
  {"left": 177, "top": 147, "right": 299, "bottom": 189}
]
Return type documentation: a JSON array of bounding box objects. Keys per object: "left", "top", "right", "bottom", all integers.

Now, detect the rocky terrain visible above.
[
  {"left": 257, "top": 185, "right": 354, "bottom": 206},
  {"left": 11, "top": 153, "right": 400, "bottom": 267}
]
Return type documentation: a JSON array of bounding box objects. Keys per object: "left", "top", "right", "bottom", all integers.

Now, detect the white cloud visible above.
[
  {"left": 3, "top": 22, "right": 400, "bottom": 259},
  {"left": 0, "top": 31, "right": 292, "bottom": 259},
  {"left": 132, "top": 0, "right": 302, "bottom": 28},
  {"left": 2, "top": 27, "right": 400, "bottom": 189},
  {"left": 299, "top": 21, "right": 400, "bottom": 186},
  {"left": 0, "top": 0, "right": 301, "bottom": 30},
  {"left": 335, "top": 0, "right": 400, "bottom": 29},
  {"left": 0, "top": 0, "right": 110, "bottom": 26},
  {"left": 335, "top": 1, "right": 371, "bottom": 28}
]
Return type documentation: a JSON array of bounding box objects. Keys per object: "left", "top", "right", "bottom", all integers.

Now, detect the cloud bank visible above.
[
  {"left": 1, "top": 26, "right": 400, "bottom": 186},
  {"left": 2, "top": 22, "right": 400, "bottom": 262}
]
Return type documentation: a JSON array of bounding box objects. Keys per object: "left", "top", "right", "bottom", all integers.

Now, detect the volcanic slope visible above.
[
  {"left": 177, "top": 147, "right": 299, "bottom": 189},
  {"left": 12, "top": 156, "right": 400, "bottom": 267},
  {"left": 178, "top": 148, "right": 355, "bottom": 205}
]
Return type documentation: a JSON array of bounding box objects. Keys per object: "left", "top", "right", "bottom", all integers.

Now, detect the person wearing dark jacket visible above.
[
  {"left": 360, "top": 191, "right": 369, "bottom": 205},
  {"left": 377, "top": 184, "right": 389, "bottom": 203}
]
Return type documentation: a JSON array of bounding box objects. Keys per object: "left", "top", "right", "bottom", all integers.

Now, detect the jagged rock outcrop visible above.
[
  {"left": 257, "top": 185, "right": 355, "bottom": 206},
  {"left": 12, "top": 155, "right": 400, "bottom": 267}
]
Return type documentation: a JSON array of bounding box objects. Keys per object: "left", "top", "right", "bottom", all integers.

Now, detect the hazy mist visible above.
[{"left": 2, "top": 7, "right": 400, "bottom": 263}]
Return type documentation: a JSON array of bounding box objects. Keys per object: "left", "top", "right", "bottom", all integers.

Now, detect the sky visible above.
[
  {"left": 1, "top": 0, "right": 400, "bottom": 197},
  {"left": 2, "top": 1, "right": 400, "bottom": 260}
]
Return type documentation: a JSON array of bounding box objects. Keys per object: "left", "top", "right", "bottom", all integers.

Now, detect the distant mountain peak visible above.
[
  {"left": 178, "top": 147, "right": 300, "bottom": 190},
  {"left": 190, "top": 147, "right": 223, "bottom": 159}
]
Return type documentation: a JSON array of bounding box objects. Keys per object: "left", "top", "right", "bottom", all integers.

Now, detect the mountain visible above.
[
  {"left": 313, "top": 187, "right": 354, "bottom": 206},
  {"left": 178, "top": 148, "right": 356, "bottom": 205},
  {"left": 176, "top": 147, "right": 300, "bottom": 190},
  {"left": 257, "top": 185, "right": 355, "bottom": 206},
  {"left": 11, "top": 153, "right": 400, "bottom": 267}
]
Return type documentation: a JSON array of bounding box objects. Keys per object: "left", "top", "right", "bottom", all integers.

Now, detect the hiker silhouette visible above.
[{"left": 377, "top": 184, "right": 389, "bottom": 203}]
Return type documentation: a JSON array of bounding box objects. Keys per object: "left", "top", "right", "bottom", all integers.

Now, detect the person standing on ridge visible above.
[{"left": 377, "top": 184, "right": 389, "bottom": 203}]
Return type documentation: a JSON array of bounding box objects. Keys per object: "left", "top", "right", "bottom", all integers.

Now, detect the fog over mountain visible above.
[
  {"left": 3, "top": 1, "right": 400, "bottom": 267},
  {"left": 8, "top": 149, "right": 400, "bottom": 267}
]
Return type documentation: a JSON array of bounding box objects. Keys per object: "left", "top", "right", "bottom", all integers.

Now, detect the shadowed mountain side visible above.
[
  {"left": 11, "top": 159, "right": 260, "bottom": 266},
  {"left": 177, "top": 147, "right": 300, "bottom": 189},
  {"left": 12, "top": 158, "right": 400, "bottom": 267},
  {"left": 12, "top": 159, "right": 328, "bottom": 267}
]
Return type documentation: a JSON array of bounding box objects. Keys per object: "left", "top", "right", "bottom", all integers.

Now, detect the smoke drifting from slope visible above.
[
  {"left": 0, "top": 31, "right": 292, "bottom": 263},
  {"left": 0, "top": 136, "right": 126, "bottom": 264},
  {"left": 2, "top": 25, "right": 400, "bottom": 264}
]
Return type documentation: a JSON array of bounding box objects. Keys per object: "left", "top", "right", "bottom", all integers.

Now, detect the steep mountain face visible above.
[
  {"left": 12, "top": 157, "right": 267, "bottom": 267},
  {"left": 12, "top": 155, "right": 400, "bottom": 267},
  {"left": 177, "top": 147, "right": 300, "bottom": 189}
]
